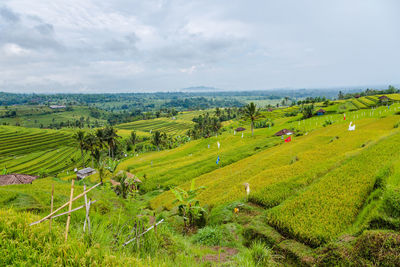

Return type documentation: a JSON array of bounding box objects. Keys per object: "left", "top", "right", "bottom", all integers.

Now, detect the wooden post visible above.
[
  {"left": 49, "top": 184, "right": 54, "bottom": 232},
  {"left": 65, "top": 179, "right": 75, "bottom": 242},
  {"left": 83, "top": 185, "right": 87, "bottom": 232}
]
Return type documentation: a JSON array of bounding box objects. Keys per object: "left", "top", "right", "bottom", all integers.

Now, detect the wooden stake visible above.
[
  {"left": 30, "top": 182, "right": 101, "bottom": 226},
  {"left": 49, "top": 184, "right": 54, "bottom": 233},
  {"left": 65, "top": 179, "right": 75, "bottom": 242},
  {"left": 83, "top": 185, "right": 87, "bottom": 232}
]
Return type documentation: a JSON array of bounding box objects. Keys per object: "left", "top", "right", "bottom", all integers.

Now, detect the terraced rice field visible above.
[
  {"left": 116, "top": 117, "right": 194, "bottom": 135},
  {"left": 0, "top": 126, "right": 86, "bottom": 176}
]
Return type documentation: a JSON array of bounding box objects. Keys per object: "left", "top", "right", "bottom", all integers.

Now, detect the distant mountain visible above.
[{"left": 180, "top": 86, "right": 222, "bottom": 92}]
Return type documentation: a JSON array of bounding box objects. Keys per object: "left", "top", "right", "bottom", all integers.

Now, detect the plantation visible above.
[
  {"left": 1, "top": 93, "right": 400, "bottom": 266},
  {"left": 116, "top": 117, "right": 195, "bottom": 136},
  {"left": 0, "top": 126, "right": 88, "bottom": 176}
]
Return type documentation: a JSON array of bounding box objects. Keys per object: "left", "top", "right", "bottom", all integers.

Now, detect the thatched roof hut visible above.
[
  {"left": 0, "top": 174, "right": 38, "bottom": 186},
  {"left": 235, "top": 127, "right": 246, "bottom": 132},
  {"left": 274, "top": 129, "right": 294, "bottom": 136}
]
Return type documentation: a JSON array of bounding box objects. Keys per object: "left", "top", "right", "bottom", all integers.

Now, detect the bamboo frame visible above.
[{"left": 30, "top": 182, "right": 101, "bottom": 226}]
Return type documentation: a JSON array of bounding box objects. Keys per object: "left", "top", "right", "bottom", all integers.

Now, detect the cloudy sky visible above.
[{"left": 0, "top": 0, "right": 399, "bottom": 93}]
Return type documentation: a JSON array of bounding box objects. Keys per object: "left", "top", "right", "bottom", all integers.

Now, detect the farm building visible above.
[
  {"left": 235, "top": 127, "right": 246, "bottom": 132},
  {"left": 76, "top": 167, "right": 96, "bottom": 180},
  {"left": 49, "top": 105, "right": 66, "bottom": 109},
  {"left": 275, "top": 129, "right": 294, "bottom": 136},
  {"left": 0, "top": 174, "right": 38, "bottom": 186},
  {"left": 379, "top": 95, "right": 389, "bottom": 102},
  {"left": 267, "top": 108, "right": 274, "bottom": 112},
  {"left": 316, "top": 109, "right": 326, "bottom": 115}
]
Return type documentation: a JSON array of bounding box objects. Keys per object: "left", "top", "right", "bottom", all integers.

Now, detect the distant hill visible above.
[{"left": 180, "top": 86, "right": 222, "bottom": 92}]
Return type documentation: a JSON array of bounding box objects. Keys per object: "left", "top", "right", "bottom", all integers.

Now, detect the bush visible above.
[
  {"left": 323, "top": 120, "right": 333, "bottom": 127},
  {"left": 249, "top": 241, "right": 274, "bottom": 266},
  {"left": 383, "top": 187, "right": 400, "bottom": 217},
  {"left": 192, "top": 226, "right": 224, "bottom": 246}
]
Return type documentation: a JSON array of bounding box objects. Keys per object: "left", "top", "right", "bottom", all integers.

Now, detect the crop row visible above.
[
  {"left": 0, "top": 135, "right": 72, "bottom": 156},
  {"left": 0, "top": 132, "right": 70, "bottom": 150},
  {"left": 266, "top": 131, "right": 400, "bottom": 246}
]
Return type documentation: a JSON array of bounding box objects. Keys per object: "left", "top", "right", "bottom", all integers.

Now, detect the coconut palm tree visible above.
[
  {"left": 73, "top": 130, "right": 86, "bottom": 168},
  {"left": 83, "top": 132, "right": 99, "bottom": 168},
  {"left": 152, "top": 131, "right": 164, "bottom": 150},
  {"left": 243, "top": 102, "right": 261, "bottom": 136},
  {"left": 103, "top": 126, "right": 120, "bottom": 159}
]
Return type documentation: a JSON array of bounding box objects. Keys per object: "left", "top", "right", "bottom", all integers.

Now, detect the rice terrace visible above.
[{"left": 1, "top": 1, "right": 400, "bottom": 266}]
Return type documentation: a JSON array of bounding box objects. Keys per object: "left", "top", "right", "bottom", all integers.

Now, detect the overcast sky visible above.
[{"left": 0, "top": 0, "right": 399, "bottom": 93}]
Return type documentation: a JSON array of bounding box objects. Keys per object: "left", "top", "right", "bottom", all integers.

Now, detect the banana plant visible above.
[{"left": 171, "top": 180, "right": 206, "bottom": 232}]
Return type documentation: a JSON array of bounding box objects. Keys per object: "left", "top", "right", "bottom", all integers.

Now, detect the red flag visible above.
[
  {"left": 344, "top": 114, "right": 346, "bottom": 120},
  {"left": 284, "top": 136, "right": 291, "bottom": 142}
]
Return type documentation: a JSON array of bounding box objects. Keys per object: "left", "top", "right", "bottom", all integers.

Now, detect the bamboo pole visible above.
[
  {"left": 49, "top": 184, "right": 54, "bottom": 232},
  {"left": 83, "top": 185, "right": 87, "bottom": 232},
  {"left": 123, "top": 219, "right": 164, "bottom": 246},
  {"left": 51, "top": 200, "right": 97, "bottom": 219},
  {"left": 30, "top": 182, "right": 101, "bottom": 226},
  {"left": 65, "top": 179, "right": 75, "bottom": 242}
]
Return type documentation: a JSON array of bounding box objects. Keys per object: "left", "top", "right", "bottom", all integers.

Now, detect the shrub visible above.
[
  {"left": 249, "top": 241, "right": 274, "bottom": 266},
  {"left": 383, "top": 187, "right": 400, "bottom": 217},
  {"left": 323, "top": 120, "right": 333, "bottom": 127},
  {"left": 192, "top": 226, "right": 224, "bottom": 246}
]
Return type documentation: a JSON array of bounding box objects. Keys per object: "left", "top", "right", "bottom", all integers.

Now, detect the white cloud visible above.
[{"left": 0, "top": 0, "right": 399, "bottom": 93}]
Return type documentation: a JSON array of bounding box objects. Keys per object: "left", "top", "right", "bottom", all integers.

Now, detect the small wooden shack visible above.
[
  {"left": 0, "top": 174, "right": 38, "bottom": 186},
  {"left": 76, "top": 167, "right": 96, "bottom": 180},
  {"left": 316, "top": 109, "right": 326, "bottom": 115},
  {"left": 235, "top": 127, "right": 246, "bottom": 132},
  {"left": 379, "top": 95, "right": 389, "bottom": 101},
  {"left": 274, "top": 129, "right": 294, "bottom": 136}
]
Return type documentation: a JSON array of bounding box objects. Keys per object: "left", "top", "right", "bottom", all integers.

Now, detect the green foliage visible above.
[
  {"left": 249, "top": 241, "right": 274, "bottom": 266},
  {"left": 301, "top": 104, "right": 314, "bottom": 119},
  {"left": 192, "top": 226, "right": 224, "bottom": 246},
  {"left": 171, "top": 180, "right": 206, "bottom": 231},
  {"left": 382, "top": 186, "right": 400, "bottom": 218}
]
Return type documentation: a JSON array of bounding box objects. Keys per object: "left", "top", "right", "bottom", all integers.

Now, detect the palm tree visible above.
[
  {"left": 73, "top": 130, "right": 86, "bottom": 168},
  {"left": 130, "top": 131, "right": 138, "bottom": 147},
  {"left": 96, "top": 156, "right": 107, "bottom": 184},
  {"left": 83, "top": 132, "right": 99, "bottom": 168},
  {"left": 103, "top": 126, "right": 120, "bottom": 159},
  {"left": 243, "top": 102, "right": 261, "bottom": 136},
  {"left": 152, "top": 131, "right": 163, "bottom": 150}
]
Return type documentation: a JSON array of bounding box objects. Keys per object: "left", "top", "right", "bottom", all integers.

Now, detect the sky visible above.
[{"left": 0, "top": 0, "right": 399, "bottom": 93}]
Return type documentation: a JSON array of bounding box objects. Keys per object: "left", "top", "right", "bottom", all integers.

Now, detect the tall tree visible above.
[
  {"left": 103, "top": 126, "right": 120, "bottom": 159},
  {"left": 152, "top": 131, "right": 163, "bottom": 150},
  {"left": 130, "top": 131, "right": 138, "bottom": 147},
  {"left": 243, "top": 102, "right": 261, "bottom": 136},
  {"left": 73, "top": 130, "right": 86, "bottom": 168},
  {"left": 83, "top": 132, "right": 99, "bottom": 168}
]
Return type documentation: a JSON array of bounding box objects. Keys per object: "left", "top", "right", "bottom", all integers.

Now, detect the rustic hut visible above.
[
  {"left": 0, "top": 174, "right": 38, "bottom": 186},
  {"left": 235, "top": 127, "right": 246, "bottom": 132},
  {"left": 274, "top": 129, "right": 294, "bottom": 136},
  {"left": 379, "top": 95, "right": 389, "bottom": 101},
  {"left": 76, "top": 167, "right": 96, "bottom": 180},
  {"left": 316, "top": 109, "right": 326, "bottom": 116}
]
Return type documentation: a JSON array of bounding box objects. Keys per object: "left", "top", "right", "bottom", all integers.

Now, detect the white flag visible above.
[
  {"left": 217, "top": 141, "right": 220, "bottom": 149},
  {"left": 234, "top": 130, "right": 236, "bottom": 135},
  {"left": 241, "top": 132, "right": 244, "bottom": 138}
]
